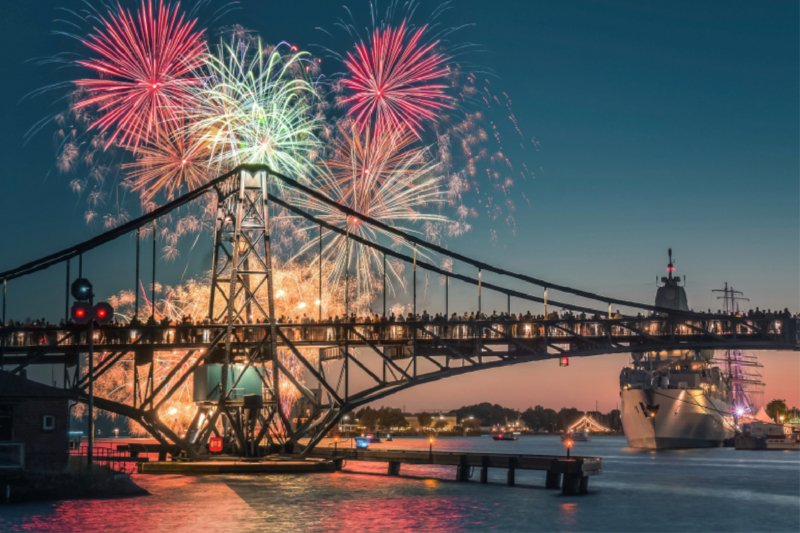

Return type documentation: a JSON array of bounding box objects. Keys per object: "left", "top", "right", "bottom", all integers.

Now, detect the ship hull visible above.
[{"left": 621, "top": 388, "right": 734, "bottom": 449}]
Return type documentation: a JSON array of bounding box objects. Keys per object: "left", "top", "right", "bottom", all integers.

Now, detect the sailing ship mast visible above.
[{"left": 712, "top": 283, "right": 764, "bottom": 416}]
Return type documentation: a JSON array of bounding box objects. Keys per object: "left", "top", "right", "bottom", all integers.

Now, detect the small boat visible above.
[
  {"left": 366, "top": 433, "right": 382, "bottom": 443},
  {"left": 354, "top": 437, "right": 370, "bottom": 449},
  {"left": 561, "top": 431, "right": 591, "bottom": 442},
  {"left": 385, "top": 433, "right": 393, "bottom": 442},
  {"left": 492, "top": 432, "right": 518, "bottom": 441}
]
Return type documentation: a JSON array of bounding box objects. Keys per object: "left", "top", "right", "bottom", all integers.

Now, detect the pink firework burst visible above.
[
  {"left": 342, "top": 21, "right": 451, "bottom": 137},
  {"left": 74, "top": 0, "right": 206, "bottom": 149}
]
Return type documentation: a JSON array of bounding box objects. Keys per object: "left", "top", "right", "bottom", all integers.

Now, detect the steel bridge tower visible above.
[{"left": 190, "top": 168, "right": 282, "bottom": 457}]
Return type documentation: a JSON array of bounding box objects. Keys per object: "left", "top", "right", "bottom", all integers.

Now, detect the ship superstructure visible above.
[{"left": 619, "top": 250, "right": 735, "bottom": 449}]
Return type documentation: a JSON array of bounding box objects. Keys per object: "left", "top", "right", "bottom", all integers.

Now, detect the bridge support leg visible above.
[
  {"left": 480, "top": 456, "right": 489, "bottom": 484},
  {"left": 333, "top": 458, "right": 344, "bottom": 472},
  {"left": 388, "top": 461, "right": 401, "bottom": 476},
  {"left": 456, "top": 455, "right": 470, "bottom": 482},
  {"left": 545, "top": 470, "right": 561, "bottom": 489},
  {"left": 561, "top": 473, "right": 586, "bottom": 495},
  {"left": 507, "top": 457, "right": 516, "bottom": 486}
]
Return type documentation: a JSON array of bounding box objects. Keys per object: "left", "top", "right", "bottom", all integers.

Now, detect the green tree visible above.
[
  {"left": 766, "top": 399, "right": 788, "bottom": 423},
  {"left": 451, "top": 403, "right": 520, "bottom": 426},
  {"left": 521, "top": 407, "right": 541, "bottom": 431},
  {"left": 609, "top": 409, "right": 622, "bottom": 431},
  {"left": 555, "top": 407, "right": 583, "bottom": 432},
  {"left": 356, "top": 407, "right": 379, "bottom": 431},
  {"left": 378, "top": 407, "right": 409, "bottom": 429},
  {"left": 433, "top": 419, "right": 449, "bottom": 429},
  {"left": 417, "top": 412, "right": 433, "bottom": 428}
]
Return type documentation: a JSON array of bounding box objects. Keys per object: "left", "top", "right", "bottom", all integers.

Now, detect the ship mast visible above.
[{"left": 711, "top": 284, "right": 764, "bottom": 416}]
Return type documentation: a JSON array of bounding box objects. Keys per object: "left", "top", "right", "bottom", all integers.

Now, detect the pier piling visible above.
[
  {"left": 507, "top": 457, "right": 517, "bottom": 486},
  {"left": 545, "top": 470, "right": 561, "bottom": 489},
  {"left": 480, "top": 456, "right": 489, "bottom": 484}
]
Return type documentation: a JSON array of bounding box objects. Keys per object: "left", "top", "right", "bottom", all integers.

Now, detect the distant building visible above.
[
  {"left": 404, "top": 412, "right": 458, "bottom": 430},
  {"left": 0, "top": 371, "right": 75, "bottom": 472}
]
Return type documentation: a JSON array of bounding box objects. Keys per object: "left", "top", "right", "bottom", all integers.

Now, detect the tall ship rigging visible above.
[
  {"left": 619, "top": 250, "right": 739, "bottom": 449},
  {"left": 711, "top": 283, "right": 764, "bottom": 418}
]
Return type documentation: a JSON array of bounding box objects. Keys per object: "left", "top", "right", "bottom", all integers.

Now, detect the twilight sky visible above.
[{"left": 0, "top": 0, "right": 797, "bottom": 411}]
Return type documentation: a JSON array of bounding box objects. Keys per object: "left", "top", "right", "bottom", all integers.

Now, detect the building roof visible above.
[{"left": 0, "top": 371, "right": 78, "bottom": 399}]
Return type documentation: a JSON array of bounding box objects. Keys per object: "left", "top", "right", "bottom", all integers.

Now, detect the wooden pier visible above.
[
  {"left": 309, "top": 448, "right": 602, "bottom": 495},
  {"left": 138, "top": 457, "right": 336, "bottom": 475}
]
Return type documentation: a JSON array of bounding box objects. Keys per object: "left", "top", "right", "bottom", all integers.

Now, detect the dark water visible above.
[{"left": 1, "top": 436, "right": 798, "bottom": 533}]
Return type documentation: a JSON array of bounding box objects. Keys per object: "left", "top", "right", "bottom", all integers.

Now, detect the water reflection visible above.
[{"left": 2, "top": 437, "right": 798, "bottom": 533}]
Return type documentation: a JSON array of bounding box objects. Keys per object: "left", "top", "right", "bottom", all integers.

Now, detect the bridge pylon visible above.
[{"left": 205, "top": 168, "right": 281, "bottom": 456}]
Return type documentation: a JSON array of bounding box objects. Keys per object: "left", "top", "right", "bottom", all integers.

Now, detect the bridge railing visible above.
[{"left": 1, "top": 316, "right": 795, "bottom": 349}]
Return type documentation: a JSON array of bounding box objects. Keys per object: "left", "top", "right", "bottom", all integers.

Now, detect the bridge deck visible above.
[{"left": 1, "top": 316, "right": 795, "bottom": 358}]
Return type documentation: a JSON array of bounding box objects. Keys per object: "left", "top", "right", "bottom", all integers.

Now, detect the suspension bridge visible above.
[{"left": 1, "top": 165, "right": 797, "bottom": 461}]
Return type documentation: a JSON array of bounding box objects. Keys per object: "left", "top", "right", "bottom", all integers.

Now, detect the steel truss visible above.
[{"left": 1, "top": 165, "right": 797, "bottom": 460}]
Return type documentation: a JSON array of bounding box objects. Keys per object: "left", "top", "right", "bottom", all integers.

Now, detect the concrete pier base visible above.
[
  {"left": 387, "top": 461, "right": 401, "bottom": 476},
  {"left": 545, "top": 470, "right": 561, "bottom": 489},
  {"left": 561, "top": 473, "right": 589, "bottom": 495}
]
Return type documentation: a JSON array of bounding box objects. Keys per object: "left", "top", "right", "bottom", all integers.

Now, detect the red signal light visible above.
[
  {"left": 71, "top": 302, "right": 93, "bottom": 325},
  {"left": 93, "top": 302, "right": 114, "bottom": 325},
  {"left": 209, "top": 437, "right": 223, "bottom": 453}
]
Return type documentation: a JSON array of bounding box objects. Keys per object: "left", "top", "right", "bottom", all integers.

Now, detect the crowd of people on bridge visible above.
[{"left": 0, "top": 306, "right": 794, "bottom": 348}]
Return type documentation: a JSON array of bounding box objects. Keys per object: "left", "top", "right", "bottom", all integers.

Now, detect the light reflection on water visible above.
[{"left": 1, "top": 436, "right": 797, "bottom": 533}]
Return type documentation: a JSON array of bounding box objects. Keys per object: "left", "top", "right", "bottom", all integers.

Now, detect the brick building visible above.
[{"left": 0, "top": 371, "right": 74, "bottom": 472}]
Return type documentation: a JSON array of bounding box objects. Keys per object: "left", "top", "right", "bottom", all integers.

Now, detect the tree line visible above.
[
  {"left": 452, "top": 403, "right": 622, "bottom": 432},
  {"left": 347, "top": 402, "right": 623, "bottom": 432}
]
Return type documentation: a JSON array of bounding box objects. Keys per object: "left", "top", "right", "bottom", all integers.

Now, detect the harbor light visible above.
[
  {"left": 736, "top": 408, "right": 745, "bottom": 417},
  {"left": 564, "top": 438, "right": 574, "bottom": 459}
]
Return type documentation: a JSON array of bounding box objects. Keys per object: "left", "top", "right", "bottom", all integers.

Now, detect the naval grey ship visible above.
[{"left": 619, "top": 250, "right": 735, "bottom": 449}]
